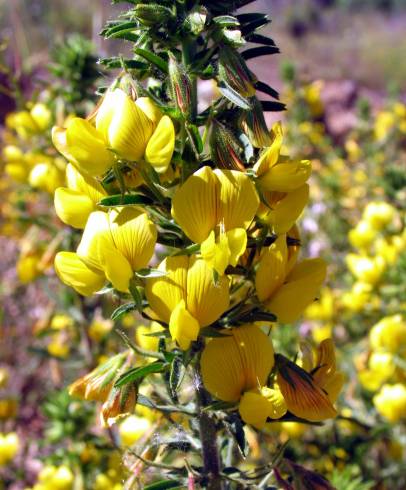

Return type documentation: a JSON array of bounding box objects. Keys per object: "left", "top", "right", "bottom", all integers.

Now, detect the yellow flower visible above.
[
  {"left": 256, "top": 235, "right": 327, "bottom": 323},
  {"left": 369, "top": 315, "right": 406, "bottom": 354},
  {"left": 373, "top": 384, "right": 406, "bottom": 423},
  {"left": 28, "top": 158, "right": 65, "bottom": 194},
  {"left": 52, "top": 88, "right": 175, "bottom": 176},
  {"left": 348, "top": 220, "right": 377, "bottom": 250},
  {"left": 119, "top": 415, "right": 151, "bottom": 446},
  {"left": 136, "top": 322, "right": 165, "bottom": 351},
  {"left": 88, "top": 317, "right": 113, "bottom": 342},
  {"left": 172, "top": 166, "right": 259, "bottom": 274},
  {"left": 368, "top": 352, "right": 395, "bottom": 380},
  {"left": 0, "top": 432, "right": 19, "bottom": 466},
  {"left": 145, "top": 255, "right": 229, "bottom": 349},
  {"left": 6, "top": 103, "right": 51, "bottom": 139},
  {"left": 257, "top": 184, "right": 309, "bottom": 234},
  {"left": 362, "top": 201, "right": 396, "bottom": 230},
  {"left": 37, "top": 464, "right": 74, "bottom": 490},
  {"left": 346, "top": 254, "right": 385, "bottom": 285},
  {"left": 276, "top": 339, "right": 344, "bottom": 422},
  {"left": 253, "top": 122, "right": 311, "bottom": 192},
  {"left": 201, "top": 325, "right": 282, "bottom": 429},
  {"left": 54, "top": 164, "right": 107, "bottom": 229},
  {"left": 341, "top": 281, "right": 372, "bottom": 312},
  {"left": 305, "top": 288, "right": 334, "bottom": 322},
  {"left": 374, "top": 111, "right": 395, "bottom": 141},
  {"left": 56, "top": 207, "right": 157, "bottom": 294}
]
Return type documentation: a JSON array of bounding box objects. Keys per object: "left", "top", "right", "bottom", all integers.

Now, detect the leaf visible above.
[
  {"left": 240, "top": 17, "right": 270, "bottom": 37},
  {"left": 261, "top": 100, "right": 287, "bottom": 112},
  {"left": 241, "top": 46, "right": 279, "bottom": 60},
  {"left": 111, "top": 302, "right": 136, "bottom": 321},
  {"left": 186, "top": 124, "right": 203, "bottom": 154},
  {"left": 169, "top": 356, "right": 185, "bottom": 399},
  {"left": 255, "top": 80, "right": 279, "bottom": 100},
  {"left": 98, "top": 193, "right": 153, "bottom": 207},
  {"left": 98, "top": 57, "right": 147, "bottom": 70},
  {"left": 114, "top": 362, "right": 166, "bottom": 388},
  {"left": 246, "top": 33, "right": 276, "bottom": 46},
  {"left": 144, "top": 480, "right": 182, "bottom": 490},
  {"left": 135, "top": 268, "right": 167, "bottom": 279},
  {"left": 237, "top": 13, "right": 268, "bottom": 23},
  {"left": 200, "top": 326, "right": 232, "bottom": 338},
  {"left": 136, "top": 393, "right": 158, "bottom": 409},
  {"left": 102, "top": 21, "right": 139, "bottom": 42},
  {"left": 218, "top": 81, "right": 251, "bottom": 110},
  {"left": 212, "top": 15, "right": 240, "bottom": 27},
  {"left": 133, "top": 48, "right": 168, "bottom": 73}
]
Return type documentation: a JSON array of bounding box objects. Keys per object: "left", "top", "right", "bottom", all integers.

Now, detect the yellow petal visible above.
[
  {"left": 256, "top": 235, "right": 288, "bottom": 302},
  {"left": 186, "top": 256, "right": 229, "bottom": 326},
  {"left": 77, "top": 211, "right": 111, "bottom": 271},
  {"left": 64, "top": 118, "right": 115, "bottom": 176},
  {"left": 200, "top": 230, "right": 230, "bottom": 276},
  {"left": 109, "top": 208, "right": 157, "bottom": 271},
  {"left": 54, "top": 252, "right": 105, "bottom": 296},
  {"left": 145, "top": 115, "right": 175, "bottom": 173},
  {"left": 226, "top": 228, "right": 247, "bottom": 267},
  {"left": 265, "top": 184, "right": 309, "bottom": 234},
  {"left": 253, "top": 121, "right": 283, "bottom": 176},
  {"left": 239, "top": 391, "right": 274, "bottom": 429},
  {"left": 103, "top": 89, "right": 154, "bottom": 161},
  {"left": 201, "top": 325, "right": 274, "bottom": 402},
  {"left": 266, "top": 258, "right": 327, "bottom": 323},
  {"left": 259, "top": 158, "right": 312, "bottom": 192},
  {"left": 66, "top": 163, "right": 107, "bottom": 204},
  {"left": 172, "top": 166, "right": 219, "bottom": 243},
  {"left": 312, "top": 339, "right": 337, "bottom": 387},
  {"left": 145, "top": 256, "right": 189, "bottom": 323},
  {"left": 324, "top": 372, "right": 345, "bottom": 404},
  {"left": 97, "top": 236, "right": 134, "bottom": 292},
  {"left": 54, "top": 188, "right": 95, "bottom": 229},
  {"left": 214, "top": 169, "right": 259, "bottom": 231},
  {"left": 135, "top": 97, "right": 163, "bottom": 126},
  {"left": 169, "top": 299, "right": 200, "bottom": 350},
  {"left": 261, "top": 386, "right": 287, "bottom": 419}
]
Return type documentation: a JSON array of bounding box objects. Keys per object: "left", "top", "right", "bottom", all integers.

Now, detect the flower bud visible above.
[
  {"left": 218, "top": 46, "right": 256, "bottom": 98},
  {"left": 69, "top": 353, "right": 127, "bottom": 402},
  {"left": 168, "top": 53, "right": 192, "bottom": 118},
  {"left": 133, "top": 4, "right": 173, "bottom": 27},
  {"left": 241, "top": 96, "right": 272, "bottom": 148},
  {"left": 101, "top": 382, "right": 138, "bottom": 427},
  {"left": 210, "top": 120, "right": 245, "bottom": 171}
]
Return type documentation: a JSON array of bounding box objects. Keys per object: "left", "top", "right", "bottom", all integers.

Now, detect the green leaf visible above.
[
  {"left": 136, "top": 393, "right": 157, "bottom": 409},
  {"left": 218, "top": 81, "right": 251, "bottom": 110},
  {"left": 245, "top": 33, "right": 276, "bottom": 47},
  {"left": 261, "top": 100, "right": 286, "bottom": 112},
  {"left": 241, "top": 46, "right": 279, "bottom": 60},
  {"left": 144, "top": 480, "right": 182, "bottom": 490},
  {"left": 99, "top": 57, "right": 147, "bottom": 70},
  {"left": 200, "top": 326, "right": 232, "bottom": 338},
  {"left": 133, "top": 48, "right": 168, "bottom": 73},
  {"left": 212, "top": 15, "right": 240, "bottom": 27},
  {"left": 98, "top": 194, "right": 153, "bottom": 207},
  {"left": 186, "top": 124, "right": 204, "bottom": 154},
  {"left": 135, "top": 268, "right": 167, "bottom": 279},
  {"left": 240, "top": 17, "right": 270, "bottom": 37},
  {"left": 111, "top": 302, "right": 136, "bottom": 321},
  {"left": 115, "top": 362, "right": 166, "bottom": 388},
  {"left": 102, "top": 21, "right": 139, "bottom": 39},
  {"left": 169, "top": 356, "right": 185, "bottom": 399},
  {"left": 255, "top": 80, "right": 279, "bottom": 100}
]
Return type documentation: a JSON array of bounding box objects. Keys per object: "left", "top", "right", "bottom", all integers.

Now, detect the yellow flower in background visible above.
[
  {"left": 119, "top": 414, "right": 151, "bottom": 446},
  {"left": 305, "top": 288, "right": 334, "bottom": 322},
  {"left": 54, "top": 164, "right": 107, "bottom": 229},
  {"left": 346, "top": 254, "right": 385, "bottom": 285},
  {"left": 369, "top": 315, "right": 406, "bottom": 354},
  {"left": 172, "top": 166, "right": 259, "bottom": 274},
  {"left": 373, "top": 384, "right": 406, "bottom": 423},
  {"left": 35, "top": 464, "right": 74, "bottom": 490},
  {"left": 28, "top": 156, "right": 66, "bottom": 194},
  {"left": 0, "top": 432, "right": 19, "bottom": 466},
  {"left": 52, "top": 88, "right": 175, "bottom": 176},
  {"left": 6, "top": 102, "right": 52, "bottom": 139},
  {"left": 341, "top": 281, "right": 372, "bottom": 312},
  {"left": 348, "top": 220, "right": 377, "bottom": 250},
  {"left": 362, "top": 201, "right": 396, "bottom": 230},
  {"left": 256, "top": 235, "right": 326, "bottom": 323},
  {"left": 56, "top": 207, "right": 157, "bottom": 295},
  {"left": 374, "top": 111, "right": 395, "bottom": 141},
  {"left": 201, "top": 325, "right": 283, "bottom": 428},
  {"left": 276, "top": 339, "right": 343, "bottom": 422},
  {"left": 253, "top": 122, "right": 311, "bottom": 192},
  {"left": 135, "top": 322, "right": 165, "bottom": 351},
  {"left": 145, "top": 255, "right": 229, "bottom": 349},
  {"left": 257, "top": 184, "right": 309, "bottom": 234},
  {"left": 303, "top": 80, "right": 324, "bottom": 118},
  {"left": 88, "top": 317, "right": 113, "bottom": 342}
]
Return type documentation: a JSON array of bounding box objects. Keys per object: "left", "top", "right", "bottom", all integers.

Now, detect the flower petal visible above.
[
  {"left": 145, "top": 115, "right": 175, "bottom": 173},
  {"left": 135, "top": 97, "right": 163, "bottom": 126},
  {"left": 239, "top": 391, "right": 274, "bottom": 429},
  {"left": 259, "top": 158, "right": 312, "bottom": 193},
  {"left": 77, "top": 211, "right": 111, "bottom": 271},
  {"left": 172, "top": 166, "right": 219, "bottom": 243},
  {"left": 54, "top": 188, "right": 95, "bottom": 229},
  {"left": 253, "top": 121, "right": 283, "bottom": 176},
  {"left": 256, "top": 235, "right": 288, "bottom": 303},
  {"left": 169, "top": 299, "right": 200, "bottom": 350},
  {"left": 200, "top": 230, "right": 230, "bottom": 276},
  {"left": 54, "top": 251, "right": 105, "bottom": 296}
]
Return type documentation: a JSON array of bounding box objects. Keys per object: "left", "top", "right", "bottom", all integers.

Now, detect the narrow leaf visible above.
[
  {"left": 115, "top": 362, "right": 166, "bottom": 388},
  {"left": 241, "top": 46, "right": 280, "bottom": 60},
  {"left": 135, "top": 268, "right": 167, "bottom": 278},
  {"left": 261, "top": 100, "right": 287, "bottom": 112},
  {"left": 111, "top": 302, "right": 136, "bottom": 321},
  {"left": 218, "top": 81, "right": 251, "bottom": 110},
  {"left": 98, "top": 194, "right": 153, "bottom": 207},
  {"left": 255, "top": 80, "right": 280, "bottom": 100},
  {"left": 134, "top": 48, "right": 168, "bottom": 73},
  {"left": 246, "top": 33, "right": 276, "bottom": 46},
  {"left": 144, "top": 481, "right": 182, "bottom": 490}
]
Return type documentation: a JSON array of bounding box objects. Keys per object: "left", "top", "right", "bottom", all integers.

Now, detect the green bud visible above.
[
  {"left": 133, "top": 4, "right": 173, "bottom": 27},
  {"left": 241, "top": 96, "right": 272, "bottom": 148},
  {"left": 168, "top": 53, "right": 192, "bottom": 118},
  {"left": 185, "top": 6, "right": 208, "bottom": 35},
  {"left": 210, "top": 120, "right": 245, "bottom": 171},
  {"left": 218, "top": 46, "right": 256, "bottom": 98}
]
